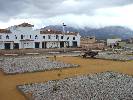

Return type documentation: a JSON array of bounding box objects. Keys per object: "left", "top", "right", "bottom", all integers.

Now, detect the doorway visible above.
[
  {"left": 35, "top": 42, "right": 40, "bottom": 48},
  {"left": 14, "top": 43, "right": 19, "bottom": 49},
  {"left": 60, "top": 42, "right": 64, "bottom": 48},
  {"left": 42, "top": 42, "right": 46, "bottom": 49},
  {"left": 4, "top": 43, "right": 11, "bottom": 49},
  {"left": 72, "top": 41, "right": 77, "bottom": 47}
]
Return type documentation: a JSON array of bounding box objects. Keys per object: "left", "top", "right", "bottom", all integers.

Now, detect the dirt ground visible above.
[{"left": 1, "top": 56, "right": 133, "bottom": 100}]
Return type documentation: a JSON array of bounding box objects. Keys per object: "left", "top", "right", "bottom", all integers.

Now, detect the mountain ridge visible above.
[{"left": 42, "top": 25, "right": 133, "bottom": 40}]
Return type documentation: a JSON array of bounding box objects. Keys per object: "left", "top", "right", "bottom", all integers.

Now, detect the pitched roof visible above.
[
  {"left": 0, "top": 29, "right": 11, "bottom": 33},
  {"left": 17, "top": 23, "right": 34, "bottom": 27},
  {"left": 67, "top": 32, "right": 78, "bottom": 36},
  {"left": 40, "top": 29, "right": 78, "bottom": 36},
  {"left": 40, "top": 29, "right": 62, "bottom": 34}
]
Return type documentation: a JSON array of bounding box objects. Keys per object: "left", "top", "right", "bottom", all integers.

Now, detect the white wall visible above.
[
  {"left": 107, "top": 38, "right": 121, "bottom": 46},
  {"left": 0, "top": 25, "right": 81, "bottom": 49}
]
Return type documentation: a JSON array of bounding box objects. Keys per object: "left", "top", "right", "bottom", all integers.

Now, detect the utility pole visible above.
[
  {"left": 62, "top": 23, "right": 66, "bottom": 33},
  {"left": 62, "top": 23, "right": 66, "bottom": 52}
]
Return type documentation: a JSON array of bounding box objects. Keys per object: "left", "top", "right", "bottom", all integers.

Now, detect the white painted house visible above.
[
  {"left": 107, "top": 38, "right": 121, "bottom": 47},
  {"left": 0, "top": 23, "right": 81, "bottom": 49}
]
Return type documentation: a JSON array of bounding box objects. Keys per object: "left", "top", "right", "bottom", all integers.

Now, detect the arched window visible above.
[
  {"left": 21, "top": 35, "right": 23, "bottom": 39},
  {"left": 48, "top": 35, "right": 51, "bottom": 39},
  {"left": 73, "top": 37, "right": 75, "bottom": 40},
  {"left": 61, "top": 36, "right": 63, "bottom": 39},
  {"left": 6, "top": 35, "right": 9, "bottom": 39},
  {"left": 15, "top": 35, "right": 17, "bottom": 39},
  {"left": 56, "top": 35, "right": 58, "bottom": 39},
  {"left": 43, "top": 36, "right": 45, "bottom": 39},
  {"left": 35, "top": 35, "right": 38, "bottom": 39}
]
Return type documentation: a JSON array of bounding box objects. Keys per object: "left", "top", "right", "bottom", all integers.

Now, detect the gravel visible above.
[
  {"left": 0, "top": 56, "right": 79, "bottom": 74},
  {"left": 96, "top": 52, "right": 133, "bottom": 61},
  {"left": 18, "top": 71, "right": 133, "bottom": 100}
]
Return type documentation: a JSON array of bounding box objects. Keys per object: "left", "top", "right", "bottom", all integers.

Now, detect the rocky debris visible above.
[
  {"left": 18, "top": 71, "right": 133, "bottom": 100},
  {"left": 96, "top": 52, "right": 133, "bottom": 61},
  {"left": 0, "top": 56, "right": 79, "bottom": 74}
]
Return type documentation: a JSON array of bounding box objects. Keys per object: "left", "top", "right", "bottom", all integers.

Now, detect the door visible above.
[
  {"left": 42, "top": 42, "right": 46, "bottom": 49},
  {"left": 72, "top": 41, "right": 77, "bottom": 47},
  {"left": 35, "top": 42, "right": 40, "bottom": 48},
  {"left": 5, "top": 43, "right": 10, "bottom": 49},
  {"left": 60, "top": 42, "right": 64, "bottom": 48},
  {"left": 14, "top": 43, "right": 19, "bottom": 49}
]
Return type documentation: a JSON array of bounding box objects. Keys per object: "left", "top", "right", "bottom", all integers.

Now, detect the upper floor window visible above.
[
  {"left": 56, "top": 35, "right": 59, "bottom": 39},
  {"left": 61, "top": 36, "right": 63, "bottom": 39},
  {"left": 0, "top": 35, "right": 2, "bottom": 39},
  {"left": 48, "top": 35, "right": 51, "bottom": 39},
  {"left": 6, "top": 35, "right": 9, "bottom": 39},
  {"left": 73, "top": 37, "right": 75, "bottom": 40},
  {"left": 67, "top": 37, "right": 69, "bottom": 40},
  {"left": 30, "top": 35, "right": 32, "bottom": 39},
  {"left": 43, "top": 36, "right": 45, "bottom": 39},
  {"left": 15, "top": 35, "right": 17, "bottom": 39},
  {"left": 21, "top": 35, "right": 23, "bottom": 39},
  {"left": 35, "top": 35, "right": 38, "bottom": 39}
]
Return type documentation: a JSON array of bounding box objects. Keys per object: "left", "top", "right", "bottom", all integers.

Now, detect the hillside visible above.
[{"left": 42, "top": 25, "right": 133, "bottom": 39}]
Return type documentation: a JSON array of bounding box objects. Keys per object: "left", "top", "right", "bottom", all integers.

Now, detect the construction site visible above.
[{"left": 0, "top": 47, "right": 133, "bottom": 100}]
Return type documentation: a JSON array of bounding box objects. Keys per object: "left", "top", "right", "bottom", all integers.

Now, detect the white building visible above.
[
  {"left": 0, "top": 23, "right": 81, "bottom": 49},
  {"left": 107, "top": 38, "right": 121, "bottom": 47}
]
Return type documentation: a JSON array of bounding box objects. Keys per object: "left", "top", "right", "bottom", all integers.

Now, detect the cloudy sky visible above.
[{"left": 0, "top": 0, "right": 133, "bottom": 29}]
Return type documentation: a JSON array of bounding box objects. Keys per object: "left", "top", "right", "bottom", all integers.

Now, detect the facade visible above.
[
  {"left": 80, "top": 36, "right": 105, "bottom": 50},
  {"left": 0, "top": 23, "right": 81, "bottom": 49},
  {"left": 118, "top": 41, "right": 133, "bottom": 50},
  {"left": 107, "top": 38, "right": 121, "bottom": 47}
]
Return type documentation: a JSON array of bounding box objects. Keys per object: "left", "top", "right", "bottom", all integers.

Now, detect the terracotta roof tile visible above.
[
  {"left": 0, "top": 29, "right": 11, "bottom": 33},
  {"left": 40, "top": 29, "right": 78, "bottom": 35},
  {"left": 17, "top": 23, "right": 34, "bottom": 27},
  {"left": 40, "top": 29, "right": 62, "bottom": 34}
]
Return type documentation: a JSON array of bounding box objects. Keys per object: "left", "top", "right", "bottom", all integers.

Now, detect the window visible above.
[
  {"left": 61, "top": 36, "right": 63, "bottom": 39},
  {"left": 73, "top": 37, "right": 75, "bottom": 40},
  {"left": 56, "top": 35, "right": 58, "bottom": 39},
  {"left": 30, "top": 35, "right": 32, "bottom": 39},
  {"left": 15, "top": 35, "right": 17, "bottom": 39},
  {"left": 21, "top": 35, "right": 23, "bottom": 39},
  {"left": 48, "top": 35, "right": 51, "bottom": 39},
  {"left": 43, "top": 36, "right": 45, "bottom": 39},
  {"left": 67, "top": 37, "right": 69, "bottom": 40},
  {"left": 0, "top": 35, "right": 2, "bottom": 39},
  {"left": 35, "top": 35, "right": 38, "bottom": 39},
  {"left": 6, "top": 35, "right": 9, "bottom": 39}
]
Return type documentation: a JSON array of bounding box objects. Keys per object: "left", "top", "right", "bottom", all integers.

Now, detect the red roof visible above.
[
  {"left": 40, "top": 29, "right": 78, "bottom": 36},
  {"left": 17, "top": 23, "right": 34, "bottom": 27},
  {"left": 40, "top": 29, "right": 62, "bottom": 34},
  {"left": 0, "top": 29, "right": 11, "bottom": 33}
]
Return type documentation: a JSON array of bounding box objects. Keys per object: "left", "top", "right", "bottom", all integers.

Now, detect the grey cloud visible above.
[
  {"left": 0, "top": 0, "right": 28, "bottom": 20},
  {"left": 0, "top": 0, "right": 133, "bottom": 21}
]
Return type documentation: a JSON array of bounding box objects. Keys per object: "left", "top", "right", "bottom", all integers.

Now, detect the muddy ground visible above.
[{"left": 0, "top": 56, "right": 133, "bottom": 100}]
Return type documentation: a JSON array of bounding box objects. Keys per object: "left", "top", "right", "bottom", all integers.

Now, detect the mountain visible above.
[{"left": 42, "top": 25, "right": 133, "bottom": 40}]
